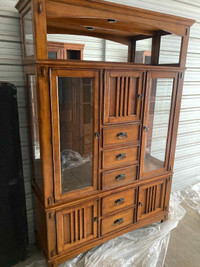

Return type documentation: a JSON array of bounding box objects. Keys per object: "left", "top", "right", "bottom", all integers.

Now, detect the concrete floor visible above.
[
  {"left": 165, "top": 203, "right": 200, "bottom": 267},
  {"left": 14, "top": 204, "right": 200, "bottom": 267}
]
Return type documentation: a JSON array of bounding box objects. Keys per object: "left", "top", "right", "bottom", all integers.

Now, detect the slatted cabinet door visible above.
[
  {"left": 56, "top": 200, "right": 98, "bottom": 253},
  {"left": 103, "top": 70, "right": 144, "bottom": 124},
  {"left": 137, "top": 178, "right": 167, "bottom": 220}
]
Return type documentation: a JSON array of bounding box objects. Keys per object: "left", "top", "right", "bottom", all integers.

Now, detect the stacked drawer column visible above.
[{"left": 100, "top": 70, "right": 144, "bottom": 234}]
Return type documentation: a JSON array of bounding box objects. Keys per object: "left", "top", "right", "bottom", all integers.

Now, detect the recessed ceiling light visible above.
[
  {"left": 87, "top": 26, "right": 94, "bottom": 30},
  {"left": 108, "top": 19, "right": 117, "bottom": 23}
]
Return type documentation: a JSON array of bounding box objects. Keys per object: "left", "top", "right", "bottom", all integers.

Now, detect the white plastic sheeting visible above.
[{"left": 174, "top": 182, "right": 200, "bottom": 215}]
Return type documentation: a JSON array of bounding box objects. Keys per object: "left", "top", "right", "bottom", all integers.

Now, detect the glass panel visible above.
[
  {"left": 143, "top": 78, "right": 174, "bottom": 173},
  {"left": 23, "top": 10, "right": 34, "bottom": 57},
  {"left": 135, "top": 38, "right": 152, "bottom": 64},
  {"left": 67, "top": 50, "right": 81, "bottom": 60},
  {"left": 48, "top": 51, "right": 57, "bottom": 59},
  {"left": 28, "top": 75, "right": 42, "bottom": 191},
  {"left": 159, "top": 34, "right": 182, "bottom": 64},
  {"left": 58, "top": 77, "right": 94, "bottom": 193}
]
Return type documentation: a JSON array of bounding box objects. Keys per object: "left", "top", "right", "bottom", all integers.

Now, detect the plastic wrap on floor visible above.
[
  {"left": 173, "top": 182, "right": 200, "bottom": 215},
  {"left": 26, "top": 194, "right": 186, "bottom": 267}
]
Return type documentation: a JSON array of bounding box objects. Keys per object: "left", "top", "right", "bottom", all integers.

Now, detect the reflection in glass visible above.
[
  {"left": 28, "top": 75, "right": 42, "bottom": 191},
  {"left": 159, "top": 34, "right": 182, "bottom": 64},
  {"left": 48, "top": 51, "right": 57, "bottom": 59},
  {"left": 23, "top": 10, "right": 34, "bottom": 57},
  {"left": 144, "top": 78, "right": 173, "bottom": 173},
  {"left": 67, "top": 50, "right": 81, "bottom": 60},
  {"left": 135, "top": 38, "right": 152, "bottom": 64},
  {"left": 58, "top": 77, "right": 93, "bottom": 193}
]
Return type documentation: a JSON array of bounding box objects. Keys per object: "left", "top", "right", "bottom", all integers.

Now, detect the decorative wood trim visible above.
[{"left": 32, "top": 0, "right": 48, "bottom": 60}]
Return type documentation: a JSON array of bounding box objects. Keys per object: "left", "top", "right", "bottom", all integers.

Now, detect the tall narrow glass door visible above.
[
  {"left": 58, "top": 77, "right": 94, "bottom": 193},
  {"left": 51, "top": 70, "right": 98, "bottom": 200},
  {"left": 142, "top": 72, "right": 178, "bottom": 176}
]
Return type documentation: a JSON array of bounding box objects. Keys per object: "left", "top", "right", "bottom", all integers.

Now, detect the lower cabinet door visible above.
[
  {"left": 137, "top": 178, "right": 167, "bottom": 220},
  {"left": 56, "top": 200, "right": 98, "bottom": 253}
]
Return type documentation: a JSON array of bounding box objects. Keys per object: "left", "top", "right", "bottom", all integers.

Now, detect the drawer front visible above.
[
  {"left": 56, "top": 201, "right": 98, "bottom": 253},
  {"left": 102, "top": 188, "right": 136, "bottom": 215},
  {"left": 102, "top": 146, "right": 138, "bottom": 169},
  {"left": 103, "top": 124, "right": 140, "bottom": 147},
  {"left": 102, "top": 165, "right": 137, "bottom": 190},
  {"left": 101, "top": 208, "right": 135, "bottom": 236}
]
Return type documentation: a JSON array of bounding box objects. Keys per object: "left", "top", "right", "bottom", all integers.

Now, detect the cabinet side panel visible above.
[{"left": 34, "top": 195, "right": 48, "bottom": 256}]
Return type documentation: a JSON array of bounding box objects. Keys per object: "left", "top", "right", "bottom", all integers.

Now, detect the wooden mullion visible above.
[
  {"left": 179, "top": 27, "right": 190, "bottom": 68},
  {"left": 128, "top": 38, "right": 136, "bottom": 62},
  {"left": 151, "top": 31, "right": 161, "bottom": 65}
]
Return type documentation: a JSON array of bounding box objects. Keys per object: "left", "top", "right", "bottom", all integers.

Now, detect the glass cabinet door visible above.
[
  {"left": 50, "top": 69, "right": 99, "bottom": 200},
  {"left": 140, "top": 71, "right": 178, "bottom": 177}
]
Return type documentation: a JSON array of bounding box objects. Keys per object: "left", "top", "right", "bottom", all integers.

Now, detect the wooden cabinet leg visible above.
[
  {"left": 161, "top": 214, "right": 168, "bottom": 223},
  {"left": 48, "top": 260, "right": 57, "bottom": 267}
]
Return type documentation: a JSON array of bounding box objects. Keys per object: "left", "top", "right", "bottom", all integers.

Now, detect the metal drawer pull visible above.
[
  {"left": 115, "top": 198, "right": 125, "bottom": 206},
  {"left": 116, "top": 174, "right": 126, "bottom": 181},
  {"left": 139, "top": 201, "right": 143, "bottom": 207},
  {"left": 117, "top": 132, "right": 128, "bottom": 139},
  {"left": 116, "top": 153, "right": 126, "bottom": 160},
  {"left": 114, "top": 218, "right": 124, "bottom": 226}
]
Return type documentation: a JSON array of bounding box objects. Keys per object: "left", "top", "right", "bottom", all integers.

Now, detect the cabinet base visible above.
[{"left": 40, "top": 211, "right": 168, "bottom": 267}]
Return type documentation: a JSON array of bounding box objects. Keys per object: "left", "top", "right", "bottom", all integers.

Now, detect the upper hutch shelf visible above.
[{"left": 16, "top": 0, "right": 195, "bottom": 66}]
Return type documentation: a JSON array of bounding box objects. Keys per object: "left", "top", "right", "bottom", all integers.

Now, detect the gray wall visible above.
[{"left": 0, "top": 0, "right": 200, "bottom": 244}]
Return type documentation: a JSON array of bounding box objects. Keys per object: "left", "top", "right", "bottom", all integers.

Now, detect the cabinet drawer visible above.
[
  {"left": 102, "top": 188, "right": 136, "bottom": 215},
  {"left": 102, "top": 165, "right": 137, "bottom": 190},
  {"left": 101, "top": 208, "right": 135, "bottom": 236},
  {"left": 103, "top": 124, "right": 139, "bottom": 147},
  {"left": 102, "top": 146, "right": 138, "bottom": 169}
]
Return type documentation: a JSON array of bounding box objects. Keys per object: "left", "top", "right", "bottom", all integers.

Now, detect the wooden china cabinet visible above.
[
  {"left": 16, "top": 0, "right": 195, "bottom": 266},
  {"left": 47, "top": 41, "right": 84, "bottom": 60}
]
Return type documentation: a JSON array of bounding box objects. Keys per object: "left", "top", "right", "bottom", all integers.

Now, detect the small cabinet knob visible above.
[
  {"left": 114, "top": 218, "right": 124, "bottom": 226},
  {"left": 116, "top": 153, "right": 126, "bottom": 160},
  {"left": 95, "top": 132, "right": 100, "bottom": 139},
  {"left": 138, "top": 201, "right": 143, "bottom": 207},
  {"left": 115, "top": 198, "right": 125, "bottom": 206},
  {"left": 94, "top": 217, "right": 98, "bottom": 222},
  {"left": 138, "top": 94, "right": 143, "bottom": 100},
  {"left": 143, "top": 126, "right": 148, "bottom": 132}
]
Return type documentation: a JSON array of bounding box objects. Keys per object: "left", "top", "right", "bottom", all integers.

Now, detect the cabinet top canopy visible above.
[{"left": 16, "top": 0, "right": 195, "bottom": 45}]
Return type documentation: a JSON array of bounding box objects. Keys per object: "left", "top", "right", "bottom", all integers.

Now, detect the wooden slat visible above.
[
  {"left": 152, "top": 185, "right": 156, "bottom": 211},
  {"left": 124, "top": 77, "right": 128, "bottom": 116},
  {"left": 83, "top": 208, "right": 86, "bottom": 239},
  {"left": 145, "top": 188, "right": 148, "bottom": 214},
  {"left": 74, "top": 210, "right": 78, "bottom": 242},
  {"left": 70, "top": 212, "right": 74, "bottom": 243},
  {"left": 115, "top": 77, "right": 120, "bottom": 117},
  {"left": 79, "top": 209, "right": 83, "bottom": 241},
  {"left": 127, "top": 77, "right": 132, "bottom": 116},
  {"left": 120, "top": 77, "right": 124, "bottom": 117}
]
